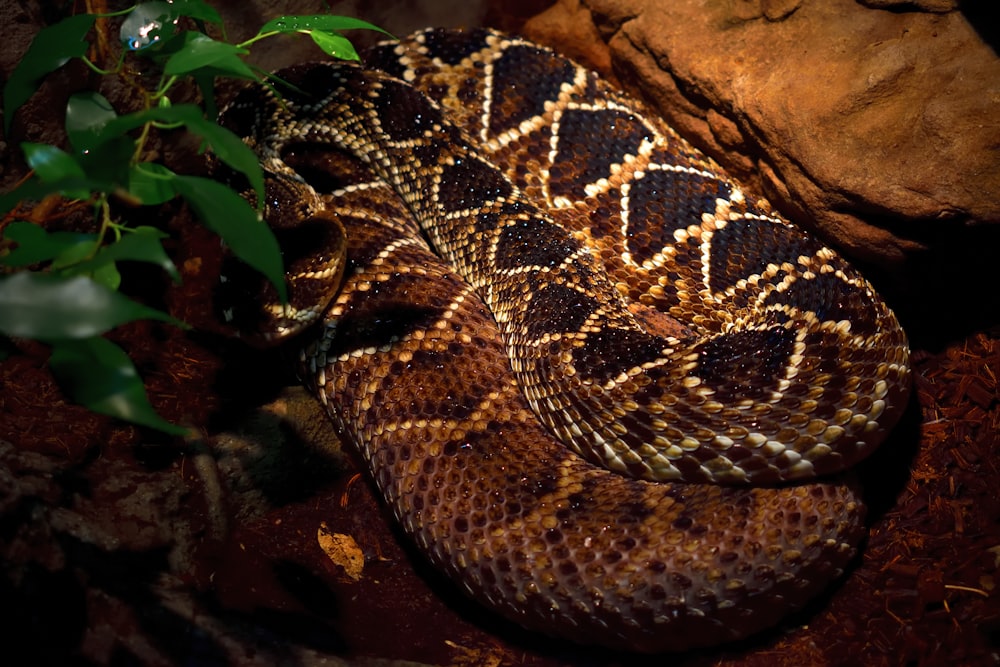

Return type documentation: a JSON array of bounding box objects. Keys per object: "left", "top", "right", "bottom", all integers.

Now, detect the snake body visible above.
[{"left": 220, "top": 28, "right": 910, "bottom": 652}]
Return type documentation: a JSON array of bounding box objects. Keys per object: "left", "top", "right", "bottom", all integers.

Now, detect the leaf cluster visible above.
[{"left": 0, "top": 1, "right": 389, "bottom": 433}]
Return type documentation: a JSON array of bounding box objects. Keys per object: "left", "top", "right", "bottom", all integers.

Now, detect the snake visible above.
[{"left": 217, "top": 28, "right": 911, "bottom": 652}]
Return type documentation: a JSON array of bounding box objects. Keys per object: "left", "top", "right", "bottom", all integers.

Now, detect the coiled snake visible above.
[{"left": 219, "top": 28, "right": 910, "bottom": 652}]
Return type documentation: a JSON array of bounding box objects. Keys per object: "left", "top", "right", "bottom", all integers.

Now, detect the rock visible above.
[
  {"left": 525, "top": 0, "right": 1000, "bottom": 339},
  {"left": 858, "top": 0, "right": 957, "bottom": 12}
]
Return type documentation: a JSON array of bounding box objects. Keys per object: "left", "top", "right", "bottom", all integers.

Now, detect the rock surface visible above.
[{"left": 525, "top": 0, "right": 1000, "bottom": 338}]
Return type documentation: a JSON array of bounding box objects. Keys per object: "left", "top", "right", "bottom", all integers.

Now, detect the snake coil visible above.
[{"left": 218, "top": 28, "right": 910, "bottom": 652}]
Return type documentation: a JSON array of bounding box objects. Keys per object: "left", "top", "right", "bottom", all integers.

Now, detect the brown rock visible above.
[
  {"left": 525, "top": 0, "right": 1000, "bottom": 339},
  {"left": 518, "top": 0, "right": 616, "bottom": 82},
  {"left": 859, "top": 0, "right": 958, "bottom": 12}
]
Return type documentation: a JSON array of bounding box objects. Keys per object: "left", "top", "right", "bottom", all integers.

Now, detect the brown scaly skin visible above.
[{"left": 218, "top": 28, "right": 910, "bottom": 652}]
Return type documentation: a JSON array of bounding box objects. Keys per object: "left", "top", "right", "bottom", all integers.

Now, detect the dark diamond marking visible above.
[
  {"left": 329, "top": 302, "right": 441, "bottom": 354},
  {"left": 693, "top": 327, "right": 796, "bottom": 402},
  {"left": 765, "top": 273, "right": 876, "bottom": 336},
  {"left": 218, "top": 92, "right": 268, "bottom": 143},
  {"left": 523, "top": 283, "right": 598, "bottom": 338},
  {"left": 366, "top": 44, "right": 409, "bottom": 80},
  {"left": 275, "top": 62, "right": 348, "bottom": 107},
  {"left": 573, "top": 328, "right": 668, "bottom": 384},
  {"left": 281, "top": 143, "right": 376, "bottom": 193},
  {"left": 411, "top": 143, "right": 443, "bottom": 170},
  {"left": 492, "top": 217, "right": 579, "bottom": 271},
  {"left": 327, "top": 269, "right": 461, "bottom": 354},
  {"left": 549, "top": 108, "right": 651, "bottom": 200},
  {"left": 374, "top": 347, "right": 464, "bottom": 418},
  {"left": 626, "top": 169, "right": 731, "bottom": 265},
  {"left": 473, "top": 211, "right": 502, "bottom": 236},
  {"left": 489, "top": 44, "right": 575, "bottom": 135},
  {"left": 419, "top": 27, "right": 492, "bottom": 65},
  {"left": 371, "top": 79, "right": 442, "bottom": 142},
  {"left": 472, "top": 201, "right": 529, "bottom": 235},
  {"left": 437, "top": 157, "right": 513, "bottom": 212},
  {"left": 456, "top": 75, "right": 481, "bottom": 106},
  {"left": 708, "top": 218, "right": 824, "bottom": 293}
]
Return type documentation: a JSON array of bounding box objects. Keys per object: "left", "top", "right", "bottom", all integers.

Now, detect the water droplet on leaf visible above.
[{"left": 119, "top": 1, "right": 179, "bottom": 51}]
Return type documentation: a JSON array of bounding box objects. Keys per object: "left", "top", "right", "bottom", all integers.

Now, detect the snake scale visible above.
[{"left": 218, "top": 28, "right": 911, "bottom": 652}]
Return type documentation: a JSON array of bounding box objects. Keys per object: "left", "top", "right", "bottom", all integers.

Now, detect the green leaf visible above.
[
  {"left": 310, "top": 31, "right": 360, "bottom": 61},
  {"left": 49, "top": 337, "right": 189, "bottom": 435},
  {"left": 72, "top": 226, "right": 180, "bottom": 283},
  {"left": 49, "top": 237, "right": 100, "bottom": 270},
  {"left": 2, "top": 139, "right": 129, "bottom": 213},
  {"left": 140, "top": 28, "right": 195, "bottom": 67},
  {"left": 171, "top": 175, "right": 287, "bottom": 302},
  {"left": 258, "top": 15, "right": 393, "bottom": 39},
  {"left": 23, "top": 142, "right": 86, "bottom": 180},
  {"left": 3, "top": 13, "right": 96, "bottom": 135},
  {"left": 90, "top": 103, "right": 195, "bottom": 144},
  {"left": 66, "top": 91, "right": 118, "bottom": 152},
  {"left": 90, "top": 260, "right": 122, "bottom": 290},
  {"left": 162, "top": 0, "right": 222, "bottom": 25},
  {"left": 76, "top": 135, "right": 137, "bottom": 189},
  {"left": 163, "top": 32, "right": 253, "bottom": 78},
  {"left": 0, "top": 175, "right": 98, "bottom": 215},
  {"left": 22, "top": 142, "right": 90, "bottom": 200},
  {"left": 128, "top": 162, "right": 177, "bottom": 205},
  {"left": 183, "top": 119, "right": 265, "bottom": 207},
  {"left": 90, "top": 105, "right": 264, "bottom": 207},
  {"left": 0, "top": 273, "right": 183, "bottom": 339},
  {"left": 0, "top": 222, "right": 95, "bottom": 268},
  {"left": 191, "top": 71, "right": 219, "bottom": 119}
]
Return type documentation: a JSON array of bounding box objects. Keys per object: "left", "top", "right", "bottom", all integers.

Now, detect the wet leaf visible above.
[
  {"left": 184, "top": 119, "right": 264, "bottom": 207},
  {"left": 90, "top": 260, "right": 122, "bottom": 290},
  {"left": 76, "top": 135, "right": 136, "bottom": 190},
  {"left": 0, "top": 221, "right": 95, "bottom": 268},
  {"left": 121, "top": 0, "right": 222, "bottom": 52},
  {"left": 66, "top": 91, "right": 118, "bottom": 152},
  {"left": 91, "top": 105, "right": 264, "bottom": 207},
  {"left": 49, "top": 237, "right": 100, "bottom": 270},
  {"left": 163, "top": 32, "right": 253, "bottom": 79},
  {"left": 258, "top": 15, "right": 392, "bottom": 39},
  {"left": 23, "top": 143, "right": 85, "bottom": 180},
  {"left": 3, "top": 13, "right": 96, "bottom": 134},
  {"left": 168, "top": 0, "right": 223, "bottom": 25},
  {"left": 310, "top": 32, "right": 360, "bottom": 61},
  {"left": 23, "top": 143, "right": 90, "bottom": 200},
  {"left": 171, "top": 175, "right": 287, "bottom": 302},
  {"left": 128, "top": 162, "right": 177, "bottom": 205},
  {"left": 0, "top": 176, "right": 98, "bottom": 215},
  {"left": 0, "top": 273, "right": 182, "bottom": 339},
  {"left": 49, "top": 337, "right": 189, "bottom": 434},
  {"left": 191, "top": 71, "right": 219, "bottom": 119},
  {"left": 72, "top": 226, "right": 180, "bottom": 283}
]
